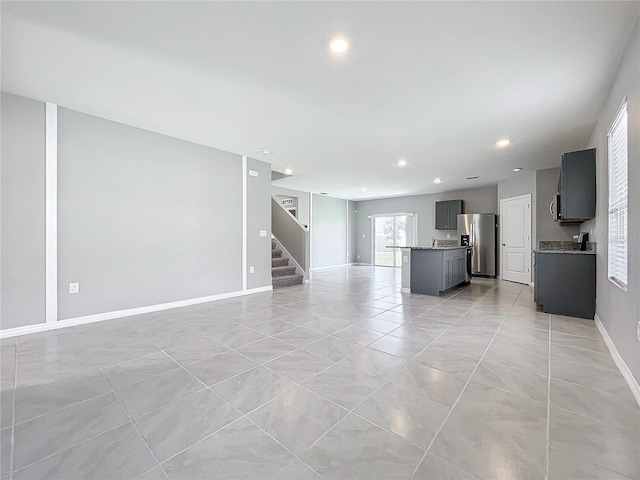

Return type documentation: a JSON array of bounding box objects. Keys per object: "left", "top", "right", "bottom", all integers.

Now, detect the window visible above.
[
  {"left": 607, "top": 99, "right": 628, "bottom": 290},
  {"left": 370, "top": 213, "right": 417, "bottom": 267}
]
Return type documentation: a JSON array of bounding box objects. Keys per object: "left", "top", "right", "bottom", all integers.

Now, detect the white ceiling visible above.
[{"left": 2, "top": 1, "right": 638, "bottom": 200}]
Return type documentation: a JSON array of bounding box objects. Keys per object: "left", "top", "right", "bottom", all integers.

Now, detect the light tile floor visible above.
[{"left": 1, "top": 266, "right": 638, "bottom": 479}]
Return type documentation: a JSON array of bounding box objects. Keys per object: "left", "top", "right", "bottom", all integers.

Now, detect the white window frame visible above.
[{"left": 607, "top": 98, "right": 628, "bottom": 291}]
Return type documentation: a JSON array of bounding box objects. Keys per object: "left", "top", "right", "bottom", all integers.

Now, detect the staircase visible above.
[{"left": 272, "top": 242, "right": 304, "bottom": 288}]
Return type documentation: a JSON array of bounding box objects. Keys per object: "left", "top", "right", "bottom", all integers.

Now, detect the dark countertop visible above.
[{"left": 533, "top": 249, "right": 596, "bottom": 255}]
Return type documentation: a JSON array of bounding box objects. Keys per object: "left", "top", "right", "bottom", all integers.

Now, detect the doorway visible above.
[
  {"left": 371, "top": 214, "right": 415, "bottom": 267},
  {"left": 500, "top": 194, "right": 532, "bottom": 284}
]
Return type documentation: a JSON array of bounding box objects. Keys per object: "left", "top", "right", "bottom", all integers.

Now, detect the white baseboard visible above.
[
  {"left": 595, "top": 314, "right": 640, "bottom": 407},
  {"left": 0, "top": 285, "right": 273, "bottom": 339},
  {"left": 401, "top": 287, "right": 411, "bottom": 294}
]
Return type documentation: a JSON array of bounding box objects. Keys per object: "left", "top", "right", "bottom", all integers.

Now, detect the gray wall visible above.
[
  {"left": 56, "top": 108, "right": 245, "bottom": 320},
  {"left": 354, "top": 186, "right": 497, "bottom": 264},
  {"left": 588, "top": 20, "right": 639, "bottom": 384},
  {"left": 311, "top": 194, "right": 349, "bottom": 268},
  {"left": 271, "top": 185, "right": 310, "bottom": 227},
  {"left": 1, "top": 93, "right": 46, "bottom": 328},
  {"left": 247, "top": 158, "right": 273, "bottom": 289},
  {"left": 536, "top": 167, "right": 580, "bottom": 243}
]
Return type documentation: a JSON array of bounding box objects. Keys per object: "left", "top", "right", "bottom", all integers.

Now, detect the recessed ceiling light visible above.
[
  {"left": 328, "top": 35, "right": 350, "bottom": 56},
  {"left": 433, "top": 178, "right": 442, "bottom": 184},
  {"left": 258, "top": 148, "right": 272, "bottom": 155},
  {"left": 397, "top": 159, "right": 407, "bottom": 167},
  {"left": 496, "top": 139, "right": 510, "bottom": 148},
  {"left": 284, "top": 168, "right": 293, "bottom": 175},
  {"left": 513, "top": 167, "right": 522, "bottom": 172},
  {"left": 466, "top": 176, "right": 480, "bottom": 180},
  {"left": 360, "top": 187, "right": 367, "bottom": 192}
]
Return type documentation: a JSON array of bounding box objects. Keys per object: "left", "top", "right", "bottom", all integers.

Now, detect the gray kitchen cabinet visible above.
[
  {"left": 411, "top": 248, "right": 469, "bottom": 296},
  {"left": 534, "top": 252, "right": 595, "bottom": 319},
  {"left": 558, "top": 148, "right": 596, "bottom": 224},
  {"left": 435, "top": 200, "right": 463, "bottom": 230}
]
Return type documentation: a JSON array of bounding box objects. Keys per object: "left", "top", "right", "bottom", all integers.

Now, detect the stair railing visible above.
[{"left": 271, "top": 195, "right": 310, "bottom": 276}]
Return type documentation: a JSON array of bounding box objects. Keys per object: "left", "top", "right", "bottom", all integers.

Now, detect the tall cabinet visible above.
[{"left": 557, "top": 148, "right": 596, "bottom": 224}]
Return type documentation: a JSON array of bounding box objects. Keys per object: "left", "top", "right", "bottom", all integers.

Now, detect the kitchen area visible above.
[
  {"left": 398, "top": 211, "right": 497, "bottom": 297},
  {"left": 390, "top": 148, "right": 597, "bottom": 320}
]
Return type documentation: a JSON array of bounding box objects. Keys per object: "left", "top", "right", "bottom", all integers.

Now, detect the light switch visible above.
[
  {"left": 403, "top": 256, "right": 408, "bottom": 263},
  {"left": 249, "top": 266, "right": 255, "bottom": 274},
  {"left": 249, "top": 170, "right": 258, "bottom": 177},
  {"left": 69, "top": 283, "right": 79, "bottom": 294},
  {"left": 259, "top": 230, "right": 267, "bottom": 237}
]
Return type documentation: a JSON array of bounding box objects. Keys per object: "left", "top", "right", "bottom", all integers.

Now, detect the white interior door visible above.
[{"left": 500, "top": 194, "right": 532, "bottom": 284}]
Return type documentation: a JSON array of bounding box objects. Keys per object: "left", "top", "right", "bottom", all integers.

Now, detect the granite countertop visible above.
[{"left": 533, "top": 249, "right": 596, "bottom": 255}]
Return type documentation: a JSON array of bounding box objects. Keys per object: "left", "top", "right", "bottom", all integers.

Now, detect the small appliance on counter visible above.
[{"left": 574, "top": 232, "right": 589, "bottom": 251}]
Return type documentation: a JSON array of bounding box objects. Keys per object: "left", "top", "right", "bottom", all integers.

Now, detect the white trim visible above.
[
  {"left": 367, "top": 212, "right": 416, "bottom": 219},
  {"left": 242, "top": 156, "right": 248, "bottom": 291},
  {"left": 595, "top": 314, "right": 640, "bottom": 407},
  {"left": 0, "top": 286, "right": 273, "bottom": 339},
  {"left": 401, "top": 287, "right": 411, "bottom": 294},
  {"left": 309, "top": 194, "right": 313, "bottom": 269},
  {"left": 45, "top": 103, "right": 58, "bottom": 324},
  {"left": 346, "top": 201, "right": 349, "bottom": 264},
  {"left": 309, "top": 263, "right": 355, "bottom": 271}
]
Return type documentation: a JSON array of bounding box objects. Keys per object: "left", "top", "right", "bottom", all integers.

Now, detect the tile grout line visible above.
[
  {"left": 75, "top": 328, "right": 169, "bottom": 480},
  {"left": 304, "top": 292, "right": 489, "bottom": 454},
  {"left": 409, "top": 287, "right": 508, "bottom": 479},
  {"left": 148, "top": 375, "right": 325, "bottom": 479},
  {"left": 545, "top": 313, "right": 552, "bottom": 480}
]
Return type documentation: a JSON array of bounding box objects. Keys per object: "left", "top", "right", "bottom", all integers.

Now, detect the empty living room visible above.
[{"left": 1, "top": 2, "right": 639, "bottom": 480}]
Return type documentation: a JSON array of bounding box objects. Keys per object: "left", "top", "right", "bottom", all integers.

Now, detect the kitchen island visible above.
[{"left": 395, "top": 246, "right": 471, "bottom": 296}]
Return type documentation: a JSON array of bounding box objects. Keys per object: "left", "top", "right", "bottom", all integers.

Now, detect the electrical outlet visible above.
[
  {"left": 403, "top": 255, "right": 408, "bottom": 263},
  {"left": 447, "top": 234, "right": 451, "bottom": 238},
  {"left": 249, "top": 266, "right": 255, "bottom": 274},
  {"left": 69, "top": 283, "right": 79, "bottom": 294}
]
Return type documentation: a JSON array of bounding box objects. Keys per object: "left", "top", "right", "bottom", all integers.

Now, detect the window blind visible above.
[{"left": 607, "top": 99, "right": 628, "bottom": 289}]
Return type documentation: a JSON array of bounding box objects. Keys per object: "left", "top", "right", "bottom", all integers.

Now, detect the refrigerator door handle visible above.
[{"left": 470, "top": 223, "right": 475, "bottom": 246}]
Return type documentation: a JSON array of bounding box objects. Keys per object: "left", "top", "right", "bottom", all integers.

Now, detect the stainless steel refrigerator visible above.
[{"left": 457, "top": 214, "right": 497, "bottom": 277}]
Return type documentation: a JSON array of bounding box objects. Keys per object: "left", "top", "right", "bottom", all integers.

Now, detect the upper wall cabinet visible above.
[
  {"left": 435, "top": 200, "right": 463, "bottom": 230},
  {"left": 557, "top": 148, "right": 596, "bottom": 224}
]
